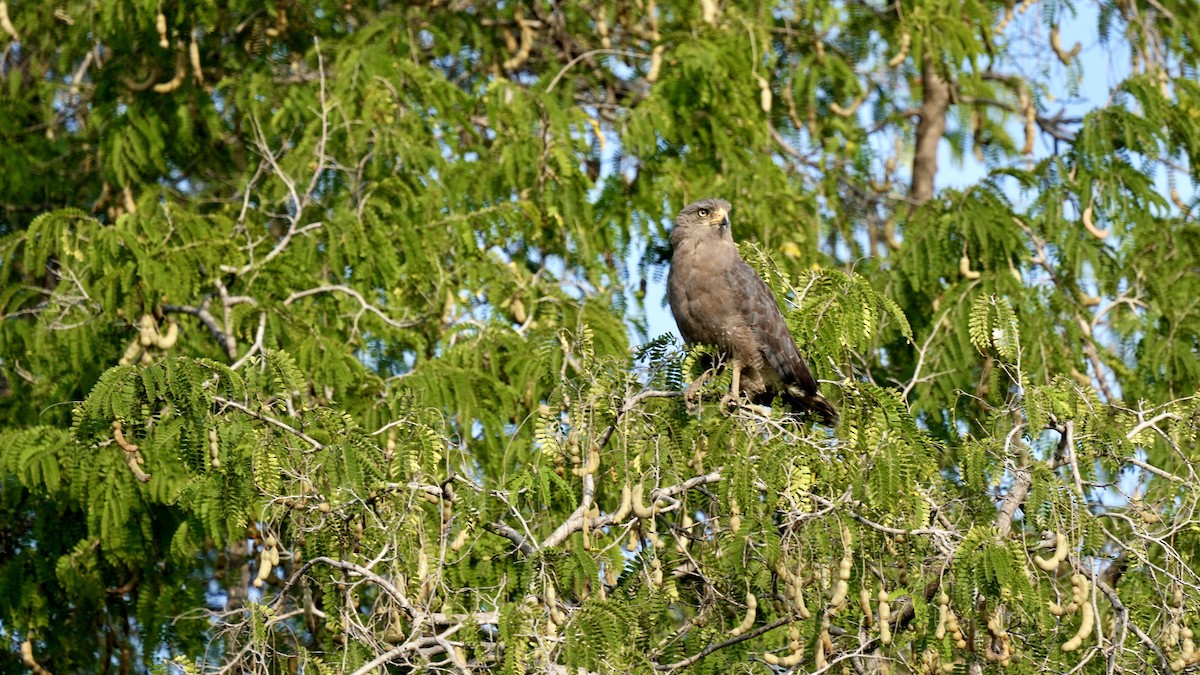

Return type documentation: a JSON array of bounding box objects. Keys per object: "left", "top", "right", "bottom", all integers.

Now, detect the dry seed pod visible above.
[
  {"left": 646, "top": 515, "right": 664, "bottom": 550},
  {"left": 728, "top": 499, "right": 742, "bottom": 533},
  {"left": 631, "top": 482, "right": 656, "bottom": 519},
  {"left": 860, "top": 587, "right": 874, "bottom": 625},
  {"left": 646, "top": 45, "right": 665, "bottom": 83},
  {"left": 605, "top": 563, "right": 619, "bottom": 587},
  {"left": 450, "top": 526, "right": 471, "bottom": 552},
  {"left": 888, "top": 32, "right": 911, "bottom": 68},
  {"left": 156, "top": 11, "right": 169, "bottom": 48},
  {"left": 416, "top": 548, "right": 431, "bottom": 601},
  {"left": 1061, "top": 601, "right": 1093, "bottom": 652},
  {"left": 878, "top": 588, "right": 892, "bottom": 644},
  {"left": 829, "top": 551, "right": 852, "bottom": 610},
  {"left": 815, "top": 620, "right": 830, "bottom": 668},
  {"left": 139, "top": 314, "right": 158, "bottom": 346},
  {"left": 501, "top": 15, "right": 534, "bottom": 70},
  {"left": 1071, "top": 574, "right": 1089, "bottom": 604},
  {"left": 155, "top": 318, "right": 178, "bottom": 349},
  {"left": 730, "top": 591, "right": 757, "bottom": 636},
  {"left": 675, "top": 512, "right": 693, "bottom": 553},
  {"left": 959, "top": 254, "right": 982, "bottom": 280},
  {"left": 794, "top": 578, "right": 811, "bottom": 619},
  {"left": 545, "top": 582, "right": 567, "bottom": 625},
  {"left": 830, "top": 577, "right": 849, "bottom": 610},
  {"left": 20, "top": 640, "right": 51, "bottom": 675},
  {"left": 1050, "top": 24, "right": 1081, "bottom": 65},
  {"left": 947, "top": 613, "right": 967, "bottom": 649},
  {"left": 119, "top": 339, "right": 142, "bottom": 365},
  {"left": 1082, "top": 202, "right": 1109, "bottom": 239},
  {"left": 1165, "top": 620, "right": 1181, "bottom": 649},
  {"left": 1034, "top": 532, "right": 1069, "bottom": 571},
  {"left": 208, "top": 428, "right": 220, "bottom": 468},
  {"left": 764, "top": 624, "right": 804, "bottom": 666},
  {"left": 112, "top": 420, "right": 137, "bottom": 452},
  {"left": 253, "top": 545, "right": 273, "bottom": 588},
  {"left": 113, "top": 420, "right": 152, "bottom": 483},
  {"left": 581, "top": 507, "right": 592, "bottom": 551},
  {"left": 611, "top": 484, "right": 632, "bottom": 522},
  {"left": 571, "top": 444, "right": 600, "bottom": 477},
  {"left": 189, "top": 34, "right": 203, "bottom": 84},
  {"left": 1022, "top": 105, "right": 1036, "bottom": 155},
  {"left": 756, "top": 74, "right": 772, "bottom": 114}
]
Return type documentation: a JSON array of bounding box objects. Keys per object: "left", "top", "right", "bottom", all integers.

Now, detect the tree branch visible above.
[{"left": 212, "top": 395, "right": 324, "bottom": 452}]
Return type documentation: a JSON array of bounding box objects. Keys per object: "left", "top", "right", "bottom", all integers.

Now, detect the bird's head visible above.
[{"left": 672, "top": 198, "right": 732, "bottom": 247}]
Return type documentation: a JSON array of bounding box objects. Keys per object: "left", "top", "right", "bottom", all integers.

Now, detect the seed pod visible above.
[
  {"left": 959, "top": 254, "right": 982, "bottom": 280},
  {"left": 763, "top": 624, "right": 804, "bottom": 666},
  {"left": 631, "top": 482, "right": 656, "bottom": 519},
  {"left": 830, "top": 578, "right": 849, "bottom": 610},
  {"left": 156, "top": 11, "right": 169, "bottom": 48},
  {"left": 887, "top": 32, "right": 911, "bottom": 68},
  {"left": 1034, "top": 532, "right": 1069, "bottom": 571},
  {"left": 1061, "top": 601, "right": 1093, "bottom": 651},
  {"left": 646, "top": 45, "right": 665, "bottom": 83},
  {"left": 878, "top": 588, "right": 892, "bottom": 644},
  {"left": 119, "top": 339, "right": 142, "bottom": 365},
  {"left": 611, "top": 484, "right": 632, "bottom": 522},
  {"left": 155, "top": 318, "right": 178, "bottom": 348},
  {"left": 756, "top": 74, "right": 772, "bottom": 114},
  {"left": 139, "top": 314, "right": 158, "bottom": 346},
  {"left": 730, "top": 591, "right": 757, "bottom": 637},
  {"left": 1082, "top": 202, "right": 1109, "bottom": 239},
  {"left": 450, "top": 526, "right": 471, "bottom": 552},
  {"left": 189, "top": 34, "right": 203, "bottom": 84}
]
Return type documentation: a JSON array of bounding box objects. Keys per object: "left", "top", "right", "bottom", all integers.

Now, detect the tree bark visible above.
[{"left": 911, "top": 55, "right": 950, "bottom": 204}]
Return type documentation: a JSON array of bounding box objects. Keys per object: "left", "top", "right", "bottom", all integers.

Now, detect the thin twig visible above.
[{"left": 212, "top": 395, "right": 324, "bottom": 452}]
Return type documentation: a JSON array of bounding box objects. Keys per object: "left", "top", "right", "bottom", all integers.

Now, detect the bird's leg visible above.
[
  {"left": 684, "top": 368, "right": 714, "bottom": 409},
  {"left": 721, "top": 360, "right": 743, "bottom": 409}
]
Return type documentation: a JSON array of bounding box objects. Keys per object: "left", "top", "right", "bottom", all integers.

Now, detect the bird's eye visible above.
[{"left": 697, "top": 208, "right": 709, "bottom": 217}]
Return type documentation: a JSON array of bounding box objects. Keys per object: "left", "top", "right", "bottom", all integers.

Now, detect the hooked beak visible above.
[{"left": 712, "top": 207, "right": 730, "bottom": 230}]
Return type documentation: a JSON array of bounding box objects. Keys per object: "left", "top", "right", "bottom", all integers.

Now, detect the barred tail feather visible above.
[{"left": 781, "top": 388, "right": 839, "bottom": 427}]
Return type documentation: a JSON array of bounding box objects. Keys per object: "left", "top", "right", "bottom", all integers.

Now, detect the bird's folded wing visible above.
[{"left": 725, "top": 260, "right": 820, "bottom": 394}]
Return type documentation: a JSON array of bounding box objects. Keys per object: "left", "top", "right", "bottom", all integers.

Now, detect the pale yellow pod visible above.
[{"left": 730, "top": 591, "right": 757, "bottom": 637}]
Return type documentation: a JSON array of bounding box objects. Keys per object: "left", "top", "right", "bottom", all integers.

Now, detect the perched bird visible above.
[{"left": 667, "top": 198, "right": 838, "bottom": 426}]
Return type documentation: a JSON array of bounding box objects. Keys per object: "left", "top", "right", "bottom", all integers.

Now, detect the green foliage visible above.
[{"left": 970, "top": 294, "right": 1021, "bottom": 363}]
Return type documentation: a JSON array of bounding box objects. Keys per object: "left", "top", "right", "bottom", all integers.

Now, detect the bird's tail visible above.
[{"left": 782, "top": 388, "right": 839, "bottom": 427}]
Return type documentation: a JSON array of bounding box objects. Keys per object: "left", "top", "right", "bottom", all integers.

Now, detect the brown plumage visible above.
[{"left": 667, "top": 198, "right": 838, "bottom": 426}]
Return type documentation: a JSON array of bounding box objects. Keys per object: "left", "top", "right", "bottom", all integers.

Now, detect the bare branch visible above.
[
  {"left": 653, "top": 615, "right": 795, "bottom": 671},
  {"left": 212, "top": 395, "right": 324, "bottom": 452},
  {"left": 285, "top": 285, "right": 418, "bottom": 331},
  {"left": 164, "top": 298, "right": 236, "bottom": 360}
]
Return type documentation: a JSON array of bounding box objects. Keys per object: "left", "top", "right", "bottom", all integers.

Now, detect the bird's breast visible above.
[{"left": 668, "top": 242, "right": 746, "bottom": 348}]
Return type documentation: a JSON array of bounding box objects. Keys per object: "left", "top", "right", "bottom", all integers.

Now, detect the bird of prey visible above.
[{"left": 667, "top": 198, "right": 838, "bottom": 426}]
